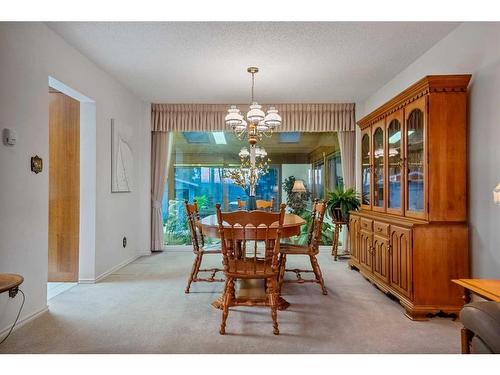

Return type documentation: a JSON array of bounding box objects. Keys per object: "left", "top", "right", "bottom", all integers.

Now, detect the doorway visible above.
[{"left": 48, "top": 88, "right": 80, "bottom": 283}]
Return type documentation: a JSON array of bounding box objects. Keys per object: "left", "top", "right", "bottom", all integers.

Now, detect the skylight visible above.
[{"left": 212, "top": 131, "right": 227, "bottom": 145}]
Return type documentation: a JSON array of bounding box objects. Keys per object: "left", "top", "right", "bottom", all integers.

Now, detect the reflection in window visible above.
[
  {"left": 373, "top": 127, "right": 384, "bottom": 207},
  {"left": 162, "top": 131, "right": 341, "bottom": 246},
  {"left": 407, "top": 109, "right": 424, "bottom": 211},
  {"left": 361, "top": 134, "right": 371, "bottom": 205},
  {"left": 388, "top": 119, "right": 402, "bottom": 210}
]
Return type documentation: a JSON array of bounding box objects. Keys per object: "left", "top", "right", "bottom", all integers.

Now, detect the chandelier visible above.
[
  {"left": 223, "top": 146, "right": 270, "bottom": 192},
  {"left": 239, "top": 146, "right": 270, "bottom": 175},
  {"left": 225, "top": 67, "right": 282, "bottom": 145}
]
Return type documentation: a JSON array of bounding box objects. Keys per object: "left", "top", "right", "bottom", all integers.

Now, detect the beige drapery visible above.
[
  {"left": 151, "top": 131, "right": 173, "bottom": 251},
  {"left": 338, "top": 131, "right": 356, "bottom": 189},
  {"left": 151, "top": 103, "right": 355, "bottom": 132}
]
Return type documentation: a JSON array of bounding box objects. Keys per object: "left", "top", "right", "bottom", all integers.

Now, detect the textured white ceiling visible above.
[{"left": 47, "top": 22, "right": 460, "bottom": 103}]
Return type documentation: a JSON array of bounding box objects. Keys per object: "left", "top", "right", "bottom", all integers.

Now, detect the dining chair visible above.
[
  {"left": 256, "top": 197, "right": 275, "bottom": 211},
  {"left": 184, "top": 199, "right": 224, "bottom": 293},
  {"left": 236, "top": 197, "right": 247, "bottom": 210},
  {"left": 278, "top": 200, "right": 328, "bottom": 295},
  {"left": 215, "top": 203, "right": 286, "bottom": 335}
]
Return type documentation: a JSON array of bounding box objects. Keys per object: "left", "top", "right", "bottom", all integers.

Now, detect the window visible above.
[{"left": 162, "top": 131, "right": 342, "bottom": 246}]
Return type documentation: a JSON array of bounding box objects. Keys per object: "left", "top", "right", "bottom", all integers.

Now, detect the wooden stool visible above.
[
  {"left": 331, "top": 220, "right": 348, "bottom": 261},
  {"left": 0, "top": 273, "right": 24, "bottom": 298}
]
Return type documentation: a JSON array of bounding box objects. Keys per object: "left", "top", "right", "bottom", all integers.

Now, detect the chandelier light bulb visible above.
[
  {"left": 225, "top": 105, "right": 243, "bottom": 127},
  {"left": 256, "top": 120, "right": 270, "bottom": 133},
  {"left": 247, "top": 102, "right": 265, "bottom": 124},
  {"left": 264, "top": 106, "right": 282, "bottom": 128}
]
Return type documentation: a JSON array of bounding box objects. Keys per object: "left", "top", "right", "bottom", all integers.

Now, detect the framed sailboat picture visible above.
[{"left": 111, "top": 119, "right": 134, "bottom": 192}]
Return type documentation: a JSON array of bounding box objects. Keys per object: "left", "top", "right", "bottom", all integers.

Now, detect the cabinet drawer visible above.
[
  {"left": 373, "top": 221, "right": 390, "bottom": 236},
  {"left": 360, "top": 218, "right": 373, "bottom": 231}
]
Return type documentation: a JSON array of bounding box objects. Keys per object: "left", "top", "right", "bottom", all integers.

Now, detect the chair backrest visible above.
[
  {"left": 184, "top": 199, "right": 204, "bottom": 252},
  {"left": 308, "top": 200, "right": 327, "bottom": 252},
  {"left": 256, "top": 197, "right": 275, "bottom": 211},
  {"left": 216, "top": 203, "right": 286, "bottom": 276},
  {"left": 236, "top": 197, "right": 246, "bottom": 210}
]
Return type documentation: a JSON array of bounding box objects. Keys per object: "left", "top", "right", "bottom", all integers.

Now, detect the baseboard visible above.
[
  {"left": 0, "top": 306, "right": 49, "bottom": 338},
  {"left": 78, "top": 253, "right": 144, "bottom": 284}
]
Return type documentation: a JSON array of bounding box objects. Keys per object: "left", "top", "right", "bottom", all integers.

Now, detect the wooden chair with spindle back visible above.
[
  {"left": 184, "top": 199, "right": 224, "bottom": 293},
  {"left": 278, "top": 199, "right": 328, "bottom": 295},
  {"left": 216, "top": 203, "right": 286, "bottom": 335},
  {"left": 236, "top": 197, "right": 247, "bottom": 210},
  {"left": 256, "top": 197, "right": 275, "bottom": 211}
]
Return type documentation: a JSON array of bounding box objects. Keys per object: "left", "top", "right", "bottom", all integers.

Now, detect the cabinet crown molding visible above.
[{"left": 358, "top": 74, "right": 472, "bottom": 129}]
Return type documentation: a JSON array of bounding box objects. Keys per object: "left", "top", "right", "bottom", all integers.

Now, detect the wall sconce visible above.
[
  {"left": 494, "top": 183, "right": 500, "bottom": 205},
  {"left": 292, "top": 179, "right": 307, "bottom": 193}
]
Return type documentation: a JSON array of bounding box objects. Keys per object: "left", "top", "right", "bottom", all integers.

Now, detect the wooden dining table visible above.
[{"left": 199, "top": 213, "right": 306, "bottom": 310}]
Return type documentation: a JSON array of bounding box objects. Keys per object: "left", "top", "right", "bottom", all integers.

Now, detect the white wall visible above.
[
  {"left": 0, "top": 22, "right": 151, "bottom": 333},
  {"left": 358, "top": 22, "right": 500, "bottom": 278}
]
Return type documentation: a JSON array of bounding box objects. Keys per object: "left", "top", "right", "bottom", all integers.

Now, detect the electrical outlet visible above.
[{"left": 122, "top": 236, "right": 127, "bottom": 248}]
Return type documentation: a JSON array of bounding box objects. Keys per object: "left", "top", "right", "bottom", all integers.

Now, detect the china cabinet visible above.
[{"left": 349, "top": 75, "right": 471, "bottom": 320}]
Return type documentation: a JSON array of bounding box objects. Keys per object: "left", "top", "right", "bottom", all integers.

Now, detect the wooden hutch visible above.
[{"left": 349, "top": 75, "right": 471, "bottom": 320}]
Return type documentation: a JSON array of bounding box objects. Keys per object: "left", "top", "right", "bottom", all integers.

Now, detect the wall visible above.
[
  {"left": 0, "top": 22, "right": 151, "bottom": 334},
  {"left": 358, "top": 22, "right": 500, "bottom": 278}
]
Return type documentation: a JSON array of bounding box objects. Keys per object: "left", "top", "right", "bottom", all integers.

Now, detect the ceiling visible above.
[
  {"left": 173, "top": 131, "right": 337, "bottom": 156},
  {"left": 47, "top": 22, "right": 460, "bottom": 103}
]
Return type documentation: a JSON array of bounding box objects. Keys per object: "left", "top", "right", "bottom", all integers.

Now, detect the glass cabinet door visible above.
[
  {"left": 372, "top": 123, "right": 385, "bottom": 211},
  {"left": 405, "top": 99, "right": 426, "bottom": 217},
  {"left": 387, "top": 114, "right": 403, "bottom": 214},
  {"left": 361, "top": 130, "right": 371, "bottom": 208}
]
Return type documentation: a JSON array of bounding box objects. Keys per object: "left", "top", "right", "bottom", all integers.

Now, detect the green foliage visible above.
[
  {"left": 164, "top": 199, "right": 191, "bottom": 245},
  {"left": 292, "top": 210, "right": 333, "bottom": 246},
  {"left": 282, "top": 176, "right": 312, "bottom": 215},
  {"left": 326, "top": 187, "right": 361, "bottom": 222}
]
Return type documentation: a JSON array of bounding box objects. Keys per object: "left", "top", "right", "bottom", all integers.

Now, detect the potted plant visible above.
[{"left": 326, "top": 187, "right": 361, "bottom": 223}]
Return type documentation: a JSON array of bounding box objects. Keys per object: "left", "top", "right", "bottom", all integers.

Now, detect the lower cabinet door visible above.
[
  {"left": 359, "top": 229, "right": 373, "bottom": 271},
  {"left": 349, "top": 215, "right": 360, "bottom": 261},
  {"left": 389, "top": 225, "right": 413, "bottom": 298},
  {"left": 372, "top": 234, "right": 390, "bottom": 283}
]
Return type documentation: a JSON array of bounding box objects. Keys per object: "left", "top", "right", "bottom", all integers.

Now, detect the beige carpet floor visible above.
[{"left": 0, "top": 250, "right": 462, "bottom": 353}]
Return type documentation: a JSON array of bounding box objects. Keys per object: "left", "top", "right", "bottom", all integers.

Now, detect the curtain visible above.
[
  {"left": 337, "top": 130, "right": 357, "bottom": 252},
  {"left": 151, "top": 103, "right": 356, "bottom": 132},
  {"left": 151, "top": 131, "right": 173, "bottom": 251},
  {"left": 338, "top": 131, "right": 356, "bottom": 190}
]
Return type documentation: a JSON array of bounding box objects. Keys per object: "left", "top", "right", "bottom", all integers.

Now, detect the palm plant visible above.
[{"left": 326, "top": 187, "right": 361, "bottom": 222}]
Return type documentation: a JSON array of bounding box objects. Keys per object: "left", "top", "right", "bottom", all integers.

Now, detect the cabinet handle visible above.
[
  {"left": 388, "top": 244, "right": 393, "bottom": 255},
  {"left": 377, "top": 227, "right": 382, "bottom": 232}
]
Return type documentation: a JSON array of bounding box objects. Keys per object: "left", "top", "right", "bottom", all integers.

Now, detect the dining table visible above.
[{"left": 199, "top": 212, "right": 306, "bottom": 310}]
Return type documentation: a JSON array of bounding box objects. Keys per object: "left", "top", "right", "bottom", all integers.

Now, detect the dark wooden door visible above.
[
  {"left": 389, "top": 225, "right": 412, "bottom": 298},
  {"left": 373, "top": 234, "right": 389, "bottom": 283},
  {"left": 48, "top": 91, "right": 80, "bottom": 282}
]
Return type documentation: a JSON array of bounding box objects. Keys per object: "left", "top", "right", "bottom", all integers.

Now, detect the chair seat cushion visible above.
[
  {"left": 460, "top": 301, "right": 500, "bottom": 354},
  {"left": 226, "top": 258, "right": 276, "bottom": 278},
  {"left": 279, "top": 243, "right": 314, "bottom": 255}
]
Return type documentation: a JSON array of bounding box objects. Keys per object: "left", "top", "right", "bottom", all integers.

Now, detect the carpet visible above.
[{"left": 0, "top": 249, "right": 461, "bottom": 353}]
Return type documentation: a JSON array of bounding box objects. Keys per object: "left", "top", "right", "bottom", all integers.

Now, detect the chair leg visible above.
[
  {"left": 278, "top": 254, "right": 286, "bottom": 294},
  {"left": 268, "top": 277, "right": 280, "bottom": 335},
  {"left": 185, "top": 252, "right": 202, "bottom": 294},
  {"left": 310, "top": 254, "right": 327, "bottom": 295},
  {"left": 220, "top": 278, "right": 234, "bottom": 335}
]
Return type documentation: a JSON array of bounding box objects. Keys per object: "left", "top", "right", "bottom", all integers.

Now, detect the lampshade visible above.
[
  {"left": 247, "top": 102, "right": 265, "bottom": 124},
  {"left": 494, "top": 183, "right": 500, "bottom": 205},
  {"left": 238, "top": 147, "right": 250, "bottom": 158},
  {"left": 225, "top": 105, "right": 243, "bottom": 127},
  {"left": 256, "top": 121, "right": 270, "bottom": 133},
  {"left": 264, "top": 106, "right": 282, "bottom": 128},
  {"left": 234, "top": 119, "right": 248, "bottom": 132},
  {"left": 292, "top": 179, "right": 307, "bottom": 193}
]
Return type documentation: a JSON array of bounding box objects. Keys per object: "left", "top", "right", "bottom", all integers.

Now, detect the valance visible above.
[{"left": 151, "top": 103, "right": 355, "bottom": 132}]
